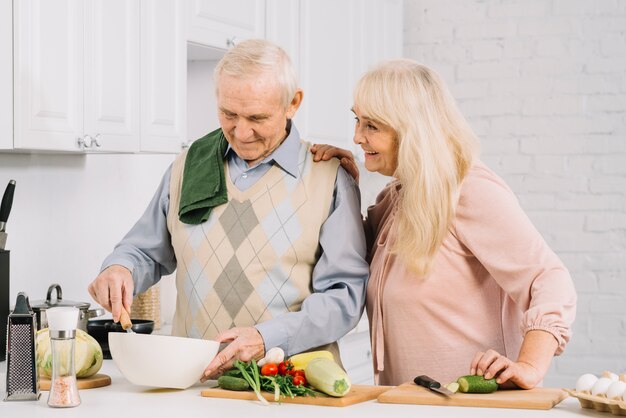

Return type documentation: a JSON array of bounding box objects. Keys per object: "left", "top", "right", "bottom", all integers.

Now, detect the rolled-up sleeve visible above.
[
  {"left": 255, "top": 167, "right": 369, "bottom": 355},
  {"left": 101, "top": 165, "right": 177, "bottom": 295},
  {"left": 454, "top": 166, "right": 577, "bottom": 355}
]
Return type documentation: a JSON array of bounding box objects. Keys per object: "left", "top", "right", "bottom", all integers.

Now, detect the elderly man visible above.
[{"left": 88, "top": 39, "right": 368, "bottom": 379}]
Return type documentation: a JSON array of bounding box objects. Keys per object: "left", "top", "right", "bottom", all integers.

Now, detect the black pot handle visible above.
[{"left": 46, "top": 283, "right": 63, "bottom": 303}]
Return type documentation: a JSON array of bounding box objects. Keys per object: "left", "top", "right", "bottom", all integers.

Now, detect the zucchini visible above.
[
  {"left": 289, "top": 350, "right": 335, "bottom": 370},
  {"left": 305, "top": 358, "right": 351, "bottom": 397},
  {"left": 457, "top": 375, "right": 498, "bottom": 393},
  {"left": 218, "top": 375, "right": 250, "bottom": 391}
]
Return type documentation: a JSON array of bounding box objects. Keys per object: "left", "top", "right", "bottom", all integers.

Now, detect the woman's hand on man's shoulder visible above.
[{"left": 310, "top": 144, "right": 359, "bottom": 183}]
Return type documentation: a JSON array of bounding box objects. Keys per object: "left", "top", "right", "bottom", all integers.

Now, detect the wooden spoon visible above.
[{"left": 119, "top": 306, "right": 134, "bottom": 333}]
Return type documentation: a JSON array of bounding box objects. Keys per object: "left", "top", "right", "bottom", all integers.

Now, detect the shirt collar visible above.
[{"left": 225, "top": 120, "right": 301, "bottom": 178}]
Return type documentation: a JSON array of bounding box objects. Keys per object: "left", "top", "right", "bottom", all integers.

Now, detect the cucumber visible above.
[
  {"left": 445, "top": 382, "right": 460, "bottom": 393},
  {"left": 457, "top": 375, "right": 498, "bottom": 393},
  {"left": 223, "top": 369, "right": 243, "bottom": 378},
  {"left": 218, "top": 375, "right": 250, "bottom": 391}
]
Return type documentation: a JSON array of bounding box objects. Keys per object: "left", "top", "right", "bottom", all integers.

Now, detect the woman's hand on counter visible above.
[
  {"left": 470, "top": 331, "right": 559, "bottom": 389},
  {"left": 470, "top": 349, "right": 542, "bottom": 389}
]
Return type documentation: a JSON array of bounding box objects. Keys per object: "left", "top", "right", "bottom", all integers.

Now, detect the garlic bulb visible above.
[
  {"left": 576, "top": 374, "right": 598, "bottom": 393},
  {"left": 606, "top": 381, "right": 626, "bottom": 400},
  {"left": 591, "top": 377, "right": 613, "bottom": 397},
  {"left": 257, "top": 347, "right": 285, "bottom": 367}
]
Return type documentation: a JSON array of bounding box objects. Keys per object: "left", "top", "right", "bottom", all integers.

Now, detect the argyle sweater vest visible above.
[{"left": 167, "top": 141, "right": 339, "bottom": 342}]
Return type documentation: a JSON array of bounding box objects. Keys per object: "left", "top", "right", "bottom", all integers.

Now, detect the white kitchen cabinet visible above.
[
  {"left": 187, "top": 0, "right": 266, "bottom": 50},
  {"left": 293, "top": 0, "right": 403, "bottom": 152},
  {"left": 13, "top": 0, "right": 140, "bottom": 152},
  {"left": 360, "top": 0, "right": 404, "bottom": 64},
  {"left": 297, "top": 0, "right": 359, "bottom": 150},
  {"left": 6, "top": 0, "right": 402, "bottom": 155},
  {"left": 265, "top": 0, "right": 300, "bottom": 74},
  {"left": 0, "top": 0, "right": 12, "bottom": 150},
  {"left": 84, "top": 0, "right": 140, "bottom": 152},
  {"left": 141, "top": 0, "right": 187, "bottom": 153},
  {"left": 13, "top": 0, "right": 84, "bottom": 151}
]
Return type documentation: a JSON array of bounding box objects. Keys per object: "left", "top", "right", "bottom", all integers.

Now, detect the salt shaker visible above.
[{"left": 46, "top": 307, "right": 81, "bottom": 408}]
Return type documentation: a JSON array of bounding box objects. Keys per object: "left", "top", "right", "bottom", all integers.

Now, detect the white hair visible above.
[
  {"left": 214, "top": 39, "right": 299, "bottom": 108},
  {"left": 355, "top": 59, "right": 479, "bottom": 275}
]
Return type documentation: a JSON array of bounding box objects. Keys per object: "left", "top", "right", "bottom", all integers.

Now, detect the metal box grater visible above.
[
  {"left": 0, "top": 249, "right": 8, "bottom": 361},
  {"left": 4, "top": 292, "right": 40, "bottom": 401}
]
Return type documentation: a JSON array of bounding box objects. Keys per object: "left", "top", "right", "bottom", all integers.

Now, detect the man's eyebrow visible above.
[
  {"left": 219, "top": 107, "right": 270, "bottom": 120},
  {"left": 248, "top": 113, "right": 271, "bottom": 120}
]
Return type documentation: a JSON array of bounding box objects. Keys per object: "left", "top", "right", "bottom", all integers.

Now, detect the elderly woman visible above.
[{"left": 312, "top": 59, "right": 577, "bottom": 388}]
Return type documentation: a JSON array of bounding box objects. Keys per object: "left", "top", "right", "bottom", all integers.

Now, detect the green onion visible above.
[{"left": 234, "top": 360, "right": 269, "bottom": 406}]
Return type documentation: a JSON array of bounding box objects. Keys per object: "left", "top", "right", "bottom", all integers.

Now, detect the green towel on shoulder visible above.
[{"left": 179, "top": 128, "right": 229, "bottom": 225}]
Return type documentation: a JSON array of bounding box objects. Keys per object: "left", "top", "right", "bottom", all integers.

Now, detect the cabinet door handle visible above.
[
  {"left": 77, "top": 134, "right": 102, "bottom": 150},
  {"left": 92, "top": 133, "right": 102, "bottom": 148},
  {"left": 226, "top": 36, "right": 237, "bottom": 48},
  {"left": 77, "top": 135, "right": 92, "bottom": 150}
]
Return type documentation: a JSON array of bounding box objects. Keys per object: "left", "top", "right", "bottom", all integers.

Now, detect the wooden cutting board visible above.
[
  {"left": 201, "top": 384, "right": 392, "bottom": 407},
  {"left": 40, "top": 374, "right": 112, "bottom": 390},
  {"left": 377, "top": 383, "right": 568, "bottom": 410}
]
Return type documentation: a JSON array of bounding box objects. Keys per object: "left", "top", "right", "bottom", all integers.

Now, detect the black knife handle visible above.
[
  {"left": 414, "top": 375, "right": 442, "bottom": 389},
  {"left": 0, "top": 180, "right": 15, "bottom": 224}
]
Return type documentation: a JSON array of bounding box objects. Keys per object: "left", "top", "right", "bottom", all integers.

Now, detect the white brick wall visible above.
[{"left": 403, "top": 0, "right": 626, "bottom": 388}]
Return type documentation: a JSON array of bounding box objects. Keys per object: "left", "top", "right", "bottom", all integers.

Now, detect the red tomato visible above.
[
  {"left": 293, "top": 375, "right": 306, "bottom": 386},
  {"left": 278, "top": 360, "right": 293, "bottom": 376},
  {"left": 261, "top": 363, "right": 278, "bottom": 376},
  {"left": 292, "top": 369, "right": 306, "bottom": 378}
]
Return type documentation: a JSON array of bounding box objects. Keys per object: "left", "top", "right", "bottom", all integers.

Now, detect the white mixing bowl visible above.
[{"left": 109, "top": 332, "right": 219, "bottom": 389}]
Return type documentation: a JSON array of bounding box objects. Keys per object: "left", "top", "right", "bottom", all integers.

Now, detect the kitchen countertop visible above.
[{"left": 1, "top": 360, "right": 587, "bottom": 418}]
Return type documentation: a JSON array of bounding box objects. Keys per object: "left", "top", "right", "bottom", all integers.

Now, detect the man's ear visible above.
[{"left": 286, "top": 89, "right": 304, "bottom": 119}]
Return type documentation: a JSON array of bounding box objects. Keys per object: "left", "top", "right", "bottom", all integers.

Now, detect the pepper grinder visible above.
[{"left": 46, "top": 307, "right": 81, "bottom": 408}]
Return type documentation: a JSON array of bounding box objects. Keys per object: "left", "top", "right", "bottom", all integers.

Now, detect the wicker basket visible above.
[{"left": 131, "top": 283, "right": 161, "bottom": 330}]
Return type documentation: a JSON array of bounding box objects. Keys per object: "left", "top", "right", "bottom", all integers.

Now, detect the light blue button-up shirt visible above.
[{"left": 102, "top": 123, "right": 369, "bottom": 355}]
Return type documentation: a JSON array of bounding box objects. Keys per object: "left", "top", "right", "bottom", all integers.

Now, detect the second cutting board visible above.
[
  {"left": 378, "top": 382, "right": 568, "bottom": 410},
  {"left": 201, "top": 384, "right": 392, "bottom": 407}
]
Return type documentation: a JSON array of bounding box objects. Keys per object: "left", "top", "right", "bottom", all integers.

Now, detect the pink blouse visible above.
[{"left": 365, "top": 161, "right": 577, "bottom": 386}]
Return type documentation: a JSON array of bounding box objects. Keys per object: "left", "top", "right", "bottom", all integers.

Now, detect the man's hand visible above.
[
  {"left": 88, "top": 265, "right": 134, "bottom": 323},
  {"left": 470, "top": 349, "right": 543, "bottom": 389},
  {"left": 310, "top": 144, "right": 359, "bottom": 184},
  {"left": 201, "top": 327, "right": 266, "bottom": 382}
]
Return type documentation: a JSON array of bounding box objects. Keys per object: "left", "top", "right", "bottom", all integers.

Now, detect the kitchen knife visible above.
[
  {"left": 414, "top": 375, "right": 455, "bottom": 397},
  {"left": 0, "top": 180, "right": 16, "bottom": 250}
]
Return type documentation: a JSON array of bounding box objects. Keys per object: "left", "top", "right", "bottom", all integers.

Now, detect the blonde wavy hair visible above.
[
  {"left": 355, "top": 59, "right": 479, "bottom": 276},
  {"left": 214, "top": 39, "right": 298, "bottom": 109}
]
